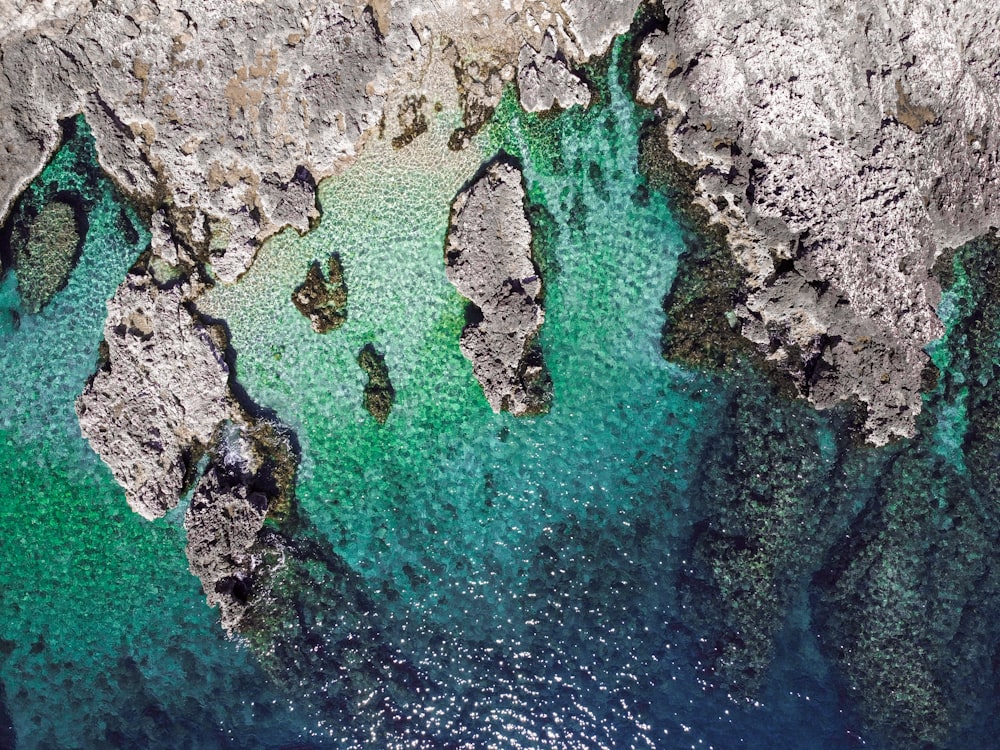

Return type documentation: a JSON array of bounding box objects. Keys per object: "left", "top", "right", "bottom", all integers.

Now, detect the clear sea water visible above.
[{"left": 1, "top": 37, "right": 994, "bottom": 750}]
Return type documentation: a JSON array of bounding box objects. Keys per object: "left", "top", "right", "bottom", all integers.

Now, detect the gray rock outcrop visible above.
[
  {"left": 0, "top": 0, "right": 627, "bottom": 288},
  {"left": 0, "top": 1, "right": 383, "bottom": 281},
  {"left": 76, "top": 273, "right": 235, "bottom": 520},
  {"left": 637, "top": 0, "right": 1000, "bottom": 444},
  {"left": 517, "top": 30, "right": 591, "bottom": 113},
  {"left": 445, "top": 158, "right": 550, "bottom": 416},
  {"left": 184, "top": 420, "right": 296, "bottom": 631},
  {"left": 75, "top": 264, "right": 301, "bottom": 629},
  {"left": 561, "top": 0, "right": 643, "bottom": 61},
  {"left": 185, "top": 454, "right": 268, "bottom": 631}
]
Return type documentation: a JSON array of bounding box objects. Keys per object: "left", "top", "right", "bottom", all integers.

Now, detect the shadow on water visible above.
[{"left": 0, "top": 676, "right": 15, "bottom": 750}]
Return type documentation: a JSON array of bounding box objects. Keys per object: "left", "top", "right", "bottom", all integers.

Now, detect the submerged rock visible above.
[
  {"left": 678, "top": 374, "right": 867, "bottom": 693},
  {"left": 0, "top": 677, "right": 14, "bottom": 750},
  {"left": 444, "top": 158, "right": 551, "bottom": 416},
  {"left": 8, "top": 198, "right": 83, "bottom": 314},
  {"left": 357, "top": 343, "right": 394, "bottom": 424},
  {"left": 813, "top": 232, "right": 1000, "bottom": 749},
  {"left": 237, "top": 524, "right": 434, "bottom": 742},
  {"left": 76, "top": 273, "right": 236, "bottom": 520},
  {"left": 291, "top": 254, "right": 348, "bottom": 333}
]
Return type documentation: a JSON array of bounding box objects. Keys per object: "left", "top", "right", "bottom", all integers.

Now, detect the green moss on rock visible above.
[
  {"left": 358, "top": 343, "right": 395, "bottom": 424},
  {"left": 291, "top": 253, "right": 348, "bottom": 333},
  {"left": 11, "top": 199, "right": 83, "bottom": 313}
]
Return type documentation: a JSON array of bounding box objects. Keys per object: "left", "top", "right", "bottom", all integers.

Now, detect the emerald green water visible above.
[
  {"left": 0, "top": 120, "right": 301, "bottom": 749},
  {"left": 198, "top": 43, "right": 861, "bottom": 748},
  {"left": 5, "top": 38, "right": 1000, "bottom": 750}
]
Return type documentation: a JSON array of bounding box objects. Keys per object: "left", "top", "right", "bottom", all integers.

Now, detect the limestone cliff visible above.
[
  {"left": 636, "top": 0, "right": 1000, "bottom": 444},
  {"left": 0, "top": 0, "right": 615, "bottom": 286},
  {"left": 76, "top": 272, "right": 235, "bottom": 520}
]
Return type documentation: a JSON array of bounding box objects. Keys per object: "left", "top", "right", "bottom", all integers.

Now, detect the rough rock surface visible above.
[
  {"left": 76, "top": 272, "right": 236, "bottom": 520},
  {"left": 185, "top": 453, "right": 268, "bottom": 631},
  {"left": 637, "top": 0, "right": 1000, "bottom": 444},
  {"left": 0, "top": 0, "right": 620, "bottom": 286},
  {"left": 184, "top": 420, "right": 296, "bottom": 631},
  {"left": 445, "top": 158, "right": 550, "bottom": 416},
  {"left": 291, "top": 254, "right": 348, "bottom": 333},
  {"left": 517, "top": 30, "right": 591, "bottom": 113},
  {"left": 561, "top": 0, "right": 643, "bottom": 61}
]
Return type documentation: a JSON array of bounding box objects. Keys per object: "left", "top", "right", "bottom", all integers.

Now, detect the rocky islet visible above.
[
  {"left": 2, "top": 2, "right": 1000, "bottom": 748},
  {"left": 290, "top": 253, "right": 348, "bottom": 333},
  {"left": 444, "top": 157, "right": 551, "bottom": 416}
]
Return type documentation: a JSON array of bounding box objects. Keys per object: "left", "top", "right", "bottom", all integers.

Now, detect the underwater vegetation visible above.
[{"left": 2, "top": 28, "right": 1000, "bottom": 750}]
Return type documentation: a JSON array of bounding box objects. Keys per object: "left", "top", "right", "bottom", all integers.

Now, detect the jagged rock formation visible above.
[
  {"left": 357, "top": 343, "right": 395, "bottom": 424},
  {"left": 76, "top": 272, "right": 236, "bottom": 520},
  {"left": 74, "top": 262, "right": 303, "bottom": 633},
  {"left": 291, "top": 254, "right": 348, "bottom": 333},
  {"left": 0, "top": 0, "right": 616, "bottom": 286},
  {"left": 185, "top": 456, "right": 269, "bottom": 631},
  {"left": 184, "top": 420, "right": 297, "bottom": 631},
  {"left": 636, "top": 0, "right": 1000, "bottom": 444},
  {"left": 517, "top": 30, "right": 591, "bottom": 113},
  {"left": 445, "top": 158, "right": 550, "bottom": 416}
]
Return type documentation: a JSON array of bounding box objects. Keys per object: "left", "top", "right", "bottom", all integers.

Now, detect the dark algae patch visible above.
[
  {"left": 679, "top": 376, "right": 873, "bottom": 693},
  {"left": 291, "top": 253, "right": 348, "bottom": 333},
  {"left": 358, "top": 342, "right": 394, "bottom": 424},
  {"left": 640, "top": 120, "right": 758, "bottom": 372},
  {"left": 0, "top": 116, "right": 128, "bottom": 314},
  {"left": 392, "top": 94, "right": 429, "bottom": 149},
  {"left": 0, "top": 677, "right": 14, "bottom": 750},
  {"left": 813, "top": 231, "right": 1000, "bottom": 750}
]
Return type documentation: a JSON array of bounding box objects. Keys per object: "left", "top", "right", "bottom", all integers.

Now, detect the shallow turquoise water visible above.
[
  {"left": 5, "top": 38, "right": 1000, "bottom": 750},
  {"left": 0, "top": 119, "right": 305, "bottom": 749},
  {"left": 199, "top": 43, "right": 865, "bottom": 748}
]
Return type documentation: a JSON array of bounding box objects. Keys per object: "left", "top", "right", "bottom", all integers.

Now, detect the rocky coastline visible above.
[
  {"left": 6, "top": 2, "right": 1000, "bottom": 748},
  {"left": 444, "top": 157, "right": 551, "bottom": 416},
  {"left": 634, "top": 0, "right": 1000, "bottom": 445}
]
